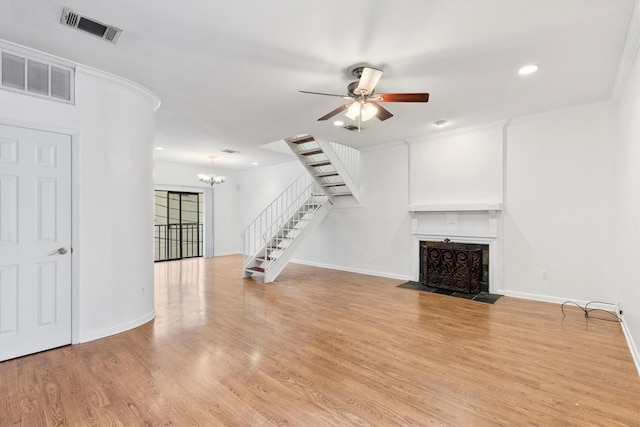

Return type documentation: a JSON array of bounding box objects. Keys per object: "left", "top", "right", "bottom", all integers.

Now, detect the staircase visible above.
[
  {"left": 284, "top": 135, "right": 361, "bottom": 205},
  {"left": 241, "top": 173, "right": 331, "bottom": 283},
  {"left": 242, "top": 135, "right": 361, "bottom": 283}
]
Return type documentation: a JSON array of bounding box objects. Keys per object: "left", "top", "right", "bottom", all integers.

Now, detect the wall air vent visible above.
[
  {"left": 1, "top": 49, "right": 74, "bottom": 104},
  {"left": 60, "top": 8, "right": 122, "bottom": 44}
]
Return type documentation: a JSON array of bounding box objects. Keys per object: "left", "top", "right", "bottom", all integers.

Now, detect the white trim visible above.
[
  {"left": 290, "top": 259, "right": 410, "bottom": 281},
  {"left": 79, "top": 309, "right": 156, "bottom": 343},
  {"left": 76, "top": 65, "right": 161, "bottom": 111},
  {"left": 413, "top": 229, "right": 496, "bottom": 239},
  {"left": 0, "top": 39, "right": 75, "bottom": 68},
  {"left": 502, "top": 290, "right": 617, "bottom": 311},
  {"left": 210, "top": 251, "right": 242, "bottom": 257},
  {"left": 507, "top": 99, "right": 616, "bottom": 127},
  {"left": 620, "top": 316, "right": 640, "bottom": 377},
  {"left": 405, "top": 120, "right": 507, "bottom": 144},
  {"left": 154, "top": 184, "right": 204, "bottom": 194},
  {"left": 611, "top": 0, "right": 640, "bottom": 101},
  {"left": 359, "top": 139, "right": 406, "bottom": 152},
  {"left": 0, "top": 116, "right": 77, "bottom": 135},
  {"left": 504, "top": 289, "right": 640, "bottom": 378},
  {"left": 409, "top": 203, "right": 503, "bottom": 212}
]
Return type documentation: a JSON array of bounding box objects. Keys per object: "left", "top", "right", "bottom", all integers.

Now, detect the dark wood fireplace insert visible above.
[{"left": 419, "top": 239, "right": 483, "bottom": 294}]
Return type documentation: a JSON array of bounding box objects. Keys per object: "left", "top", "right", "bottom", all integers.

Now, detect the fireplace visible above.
[
  {"left": 409, "top": 203, "right": 502, "bottom": 293},
  {"left": 419, "top": 239, "right": 489, "bottom": 294}
]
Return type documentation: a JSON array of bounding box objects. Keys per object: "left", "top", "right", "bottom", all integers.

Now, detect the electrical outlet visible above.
[
  {"left": 541, "top": 270, "right": 548, "bottom": 280},
  {"left": 618, "top": 302, "right": 623, "bottom": 315}
]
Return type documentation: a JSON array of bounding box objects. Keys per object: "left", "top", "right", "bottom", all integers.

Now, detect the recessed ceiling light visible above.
[
  {"left": 333, "top": 120, "right": 344, "bottom": 126},
  {"left": 518, "top": 65, "right": 538, "bottom": 75},
  {"left": 434, "top": 120, "right": 448, "bottom": 127},
  {"left": 154, "top": 147, "right": 164, "bottom": 150},
  {"left": 252, "top": 162, "right": 259, "bottom": 166}
]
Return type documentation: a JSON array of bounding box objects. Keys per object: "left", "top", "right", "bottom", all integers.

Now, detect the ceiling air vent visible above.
[
  {"left": 60, "top": 8, "right": 122, "bottom": 44},
  {"left": 222, "top": 149, "right": 240, "bottom": 154},
  {"left": 343, "top": 124, "right": 361, "bottom": 131}
]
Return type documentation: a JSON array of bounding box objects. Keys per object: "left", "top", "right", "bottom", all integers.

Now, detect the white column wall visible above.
[
  {"left": 503, "top": 105, "right": 617, "bottom": 302},
  {"left": 74, "top": 69, "right": 158, "bottom": 341},
  {"left": 616, "top": 42, "right": 640, "bottom": 362},
  {"left": 153, "top": 160, "right": 240, "bottom": 256},
  {"left": 0, "top": 64, "right": 159, "bottom": 343}
]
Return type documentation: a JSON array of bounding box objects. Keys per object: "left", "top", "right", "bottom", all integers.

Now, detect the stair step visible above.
[
  {"left": 290, "top": 136, "right": 315, "bottom": 145},
  {"left": 331, "top": 191, "right": 353, "bottom": 196},
  {"left": 322, "top": 182, "right": 346, "bottom": 187},
  {"left": 307, "top": 160, "right": 331, "bottom": 167},
  {"left": 256, "top": 256, "right": 276, "bottom": 261},
  {"left": 245, "top": 266, "right": 265, "bottom": 274},
  {"left": 298, "top": 148, "right": 323, "bottom": 156},
  {"left": 315, "top": 171, "right": 339, "bottom": 178}
]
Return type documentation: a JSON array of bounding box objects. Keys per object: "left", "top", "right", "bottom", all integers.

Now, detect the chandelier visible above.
[{"left": 197, "top": 156, "right": 226, "bottom": 186}]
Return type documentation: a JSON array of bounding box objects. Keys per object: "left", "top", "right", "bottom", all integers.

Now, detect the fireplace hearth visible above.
[{"left": 419, "top": 239, "right": 488, "bottom": 294}]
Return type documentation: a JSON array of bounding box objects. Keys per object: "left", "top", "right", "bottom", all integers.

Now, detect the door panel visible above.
[{"left": 0, "top": 124, "right": 71, "bottom": 362}]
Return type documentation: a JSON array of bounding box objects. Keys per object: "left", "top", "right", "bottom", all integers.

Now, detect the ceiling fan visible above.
[{"left": 300, "top": 66, "right": 429, "bottom": 127}]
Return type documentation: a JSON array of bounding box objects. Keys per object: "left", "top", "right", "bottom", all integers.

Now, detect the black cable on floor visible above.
[{"left": 561, "top": 300, "right": 621, "bottom": 322}]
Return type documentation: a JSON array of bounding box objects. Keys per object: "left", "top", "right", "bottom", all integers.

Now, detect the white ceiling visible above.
[{"left": 0, "top": 0, "right": 635, "bottom": 170}]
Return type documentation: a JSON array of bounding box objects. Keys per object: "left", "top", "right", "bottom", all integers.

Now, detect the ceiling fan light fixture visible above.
[
  {"left": 360, "top": 103, "right": 378, "bottom": 121},
  {"left": 345, "top": 102, "right": 361, "bottom": 120}
]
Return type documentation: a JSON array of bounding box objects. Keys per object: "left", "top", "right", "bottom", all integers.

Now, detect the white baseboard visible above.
[
  {"left": 212, "top": 251, "right": 242, "bottom": 257},
  {"left": 502, "top": 290, "right": 618, "bottom": 312},
  {"left": 503, "top": 290, "right": 639, "bottom": 377},
  {"left": 78, "top": 309, "right": 156, "bottom": 343},
  {"left": 620, "top": 315, "right": 640, "bottom": 377},
  {"left": 289, "top": 259, "right": 410, "bottom": 281}
]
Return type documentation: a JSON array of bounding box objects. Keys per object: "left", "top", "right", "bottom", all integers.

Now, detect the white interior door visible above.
[{"left": 0, "top": 124, "right": 72, "bottom": 362}]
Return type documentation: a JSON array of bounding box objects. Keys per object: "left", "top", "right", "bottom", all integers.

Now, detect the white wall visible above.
[
  {"left": 616, "top": 41, "right": 640, "bottom": 364},
  {"left": 0, "top": 61, "right": 159, "bottom": 343},
  {"left": 408, "top": 123, "right": 504, "bottom": 205},
  {"left": 503, "top": 104, "right": 617, "bottom": 301},
  {"left": 292, "top": 142, "right": 412, "bottom": 279},
  {"left": 154, "top": 161, "right": 240, "bottom": 255},
  {"left": 236, "top": 160, "right": 305, "bottom": 231}
]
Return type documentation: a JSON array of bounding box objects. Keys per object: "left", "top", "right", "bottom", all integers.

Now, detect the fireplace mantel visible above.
[
  {"left": 408, "top": 203, "right": 502, "bottom": 238},
  {"left": 408, "top": 203, "right": 502, "bottom": 213},
  {"left": 408, "top": 202, "right": 503, "bottom": 292}
]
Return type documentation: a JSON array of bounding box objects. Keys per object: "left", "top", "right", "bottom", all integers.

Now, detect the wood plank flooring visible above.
[{"left": 1, "top": 255, "right": 639, "bottom": 426}]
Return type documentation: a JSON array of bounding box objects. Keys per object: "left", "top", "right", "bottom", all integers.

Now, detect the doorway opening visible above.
[{"left": 154, "top": 191, "right": 204, "bottom": 261}]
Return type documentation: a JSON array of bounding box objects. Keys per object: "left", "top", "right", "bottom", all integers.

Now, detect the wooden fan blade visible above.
[
  {"left": 318, "top": 104, "right": 349, "bottom": 121},
  {"left": 369, "top": 102, "right": 393, "bottom": 121},
  {"left": 355, "top": 67, "right": 383, "bottom": 94},
  {"left": 300, "top": 90, "right": 350, "bottom": 98},
  {"left": 375, "top": 93, "right": 430, "bottom": 102}
]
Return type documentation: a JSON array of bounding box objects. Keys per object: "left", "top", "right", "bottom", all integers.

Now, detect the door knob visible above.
[{"left": 48, "top": 247, "right": 68, "bottom": 256}]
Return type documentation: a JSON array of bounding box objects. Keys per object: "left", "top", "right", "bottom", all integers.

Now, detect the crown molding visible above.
[
  {"left": 75, "top": 65, "right": 161, "bottom": 111},
  {"left": 611, "top": 0, "right": 640, "bottom": 101},
  {"left": 405, "top": 120, "right": 507, "bottom": 145}
]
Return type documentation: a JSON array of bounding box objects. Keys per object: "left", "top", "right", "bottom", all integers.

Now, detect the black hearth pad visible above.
[{"left": 397, "top": 281, "right": 502, "bottom": 304}]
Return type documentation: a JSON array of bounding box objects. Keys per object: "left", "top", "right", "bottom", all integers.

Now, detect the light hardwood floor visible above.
[{"left": 1, "top": 255, "right": 639, "bottom": 426}]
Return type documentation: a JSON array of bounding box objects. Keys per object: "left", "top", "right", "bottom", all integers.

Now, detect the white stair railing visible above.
[
  {"left": 329, "top": 141, "right": 360, "bottom": 184},
  {"left": 241, "top": 172, "right": 321, "bottom": 270}
]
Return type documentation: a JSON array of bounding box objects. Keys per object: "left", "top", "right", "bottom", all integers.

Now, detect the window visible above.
[{"left": 154, "top": 191, "right": 204, "bottom": 261}]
